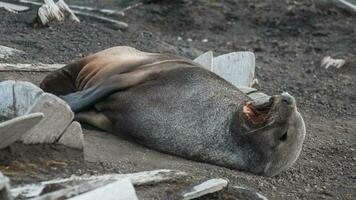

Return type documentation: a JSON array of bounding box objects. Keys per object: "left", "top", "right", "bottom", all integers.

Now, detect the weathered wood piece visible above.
[
  {"left": 21, "top": 93, "right": 74, "bottom": 144},
  {"left": 0, "top": 113, "right": 43, "bottom": 149},
  {"left": 0, "top": 1, "right": 29, "bottom": 12},
  {"left": 178, "top": 178, "right": 228, "bottom": 200},
  {"left": 12, "top": 169, "right": 187, "bottom": 198},
  {"left": 0, "top": 63, "right": 65, "bottom": 71},
  {"left": 228, "top": 186, "right": 268, "bottom": 200},
  {"left": 71, "top": 9, "right": 128, "bottom": 29},
  {"left": 193, "top": 51, "right": 213, "bottom": 70},
  {"left": 212, "top": 51, "right": 255, "bottom": 87},
  {"left": 58, "top": 121, "right": 84, "bottom": 150},
  {"left": 68, "top": 178, "right": 138, "bottom": 200},
  {"left": 0, "top": 45, "right": 25, "bottom": 59},
  {"left": 0, "top": 172, "right": 14, "bottom": 200},
  {"left": 56, "top": 0, "right": 80, "bottom": 23},
  {"left": 38, "top": 0, "right": 64, "bottom": 25},
  {"left": 68, "top": 5, "right": 124, "bottom": 17}
]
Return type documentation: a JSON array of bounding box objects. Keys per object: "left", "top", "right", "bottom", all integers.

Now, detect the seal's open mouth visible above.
[{"left": 243, "top": 98, "right": 274, "bottom": 125}]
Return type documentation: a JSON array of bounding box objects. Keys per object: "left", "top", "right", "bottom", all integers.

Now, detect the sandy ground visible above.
[{"left": 0, "top": 0, "right": 355, "bottom": 199}]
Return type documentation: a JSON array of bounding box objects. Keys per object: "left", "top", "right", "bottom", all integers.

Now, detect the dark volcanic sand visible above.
[{"left": 0, "top": 0, "right": 355, "bottom": 199}]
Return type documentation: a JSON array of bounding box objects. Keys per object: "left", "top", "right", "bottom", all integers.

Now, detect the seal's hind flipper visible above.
[{"left": 75, "top": 110, "right": 113, "bottom": 132}]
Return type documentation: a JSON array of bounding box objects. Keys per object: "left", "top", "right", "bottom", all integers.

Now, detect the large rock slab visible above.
[
  {"left": 212, "top": 52, "right": 255, "bottom": 87},
  {"left": 193, "top": 51, "right": 213, "bottom": 70},
  {"left": 13, "top": 81, "right": 43, "bottom": 116},
  {"left": 0, "top": 80, "right": 15, "bottom": 122},
  {"left": 21, "top": 93, "right": 74, "bottom": 144},
  {"left": 0, "top": 113, "right": 44, "bottom": 149},
  {"left": 0, "top": 1, "right": 29, "bottom": 12},
  {"left": 58, "top": 121, "right": 84, "bottom": 150}
]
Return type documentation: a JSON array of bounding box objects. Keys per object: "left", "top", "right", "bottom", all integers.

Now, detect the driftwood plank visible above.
[
  {"left": 68, "top": 178, "right": 138, "bottom": 200},
  {"left": 0, "top": 1, "right": 29, "bottom": 12},
  {"left": 12, "top": 169, "right": 187, "bottom": 198},
  {"left": 0, "top": 63, "right": 65, "bottom": 71}
]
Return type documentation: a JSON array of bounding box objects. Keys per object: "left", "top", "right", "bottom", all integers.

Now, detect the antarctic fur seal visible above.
[{"left": 40, "top": 46, "right": 306, "bottom": 176}]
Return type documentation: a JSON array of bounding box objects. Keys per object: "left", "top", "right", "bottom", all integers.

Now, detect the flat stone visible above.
[
  {"left": 0, "top": 80, "right": 15, "bottom": 122},
  {"left": 179, "top": 178, "right": 228, "bottom": 200},
  {"left": 248, "top": 91, "right": 270, "bottom": 105},
  {"left": 0, "top": 113, "right": 44, "bottom": 149},
  {"left": 212, "top": 51, "right": 255, "bottom": 87},
  {"left": 14, "top": 81, "right": 43, "bottom": 116},
  {"left": 0, "top": 2, "right": 29, "bottom": 12},
  {"left": 0, "top": 45, "right": 25, "bottom": 59},
  {"left": 194, "top": 51, "right": 213, "bottom": 70},
  {"left": 58, "top": 121, "right": 84, "bottom": 150},
  {"left": 21, "top": 93, "right": 74, "bottom": 144},
  {"left": 228, "top": 186, "right": 268, "bottom": 200},
  {"left": 238, "top": 86, "right": 258, "bottom": 95},
  {"left": 0, "top": 172, "right": 13, "bottom": 200},
  {"left": 69, "top": 178, "right": 138, "bottom": 200}
]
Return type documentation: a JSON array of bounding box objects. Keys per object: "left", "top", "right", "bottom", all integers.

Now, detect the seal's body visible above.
[{"left": 41, "top": 46, "right": 306, "bottom": 176}]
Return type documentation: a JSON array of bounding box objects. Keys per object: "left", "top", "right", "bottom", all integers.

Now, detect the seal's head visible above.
[{"left": 233, "top": 92, "right": 305, "bottom": 176}]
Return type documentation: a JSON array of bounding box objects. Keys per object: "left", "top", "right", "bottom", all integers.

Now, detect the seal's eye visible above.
[{"left": 279, "top": 131, "right": 288, "bottom": 141}]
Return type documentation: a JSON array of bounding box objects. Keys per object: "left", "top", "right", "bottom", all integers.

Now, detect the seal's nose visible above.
[{"left": 281, "top": 92, "right": 295, "bottom": 106}]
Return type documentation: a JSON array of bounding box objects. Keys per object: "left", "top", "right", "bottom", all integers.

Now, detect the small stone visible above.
[
  {"left": 187, "top": 38, "right": 193, "bottom": 42},
  {"left": 177, "top": 36, "right": 183, "bottom": 41},
  {"left": 193, "top": 51, "right": 213, "bottom": 70},
  {"left": 0, "top": 113, "right": 43, "bottom": 149},
  {"left": 0, "top": 172, "right": 14, "bottom": 200},
  {"left": 0, "top": 45, "right": 25, "bottom": 59},
  {"left": 202, "top": 39, "right": 208, "bottom": 43},
  {"left": 58, "top": 121, "right": 84, "bottom": 150},
  {"left": 21, "top": 93, "right": 74, "bottom": 144},
  {"left": 178, "top": 178, "right": 228, "bottom": 200}
]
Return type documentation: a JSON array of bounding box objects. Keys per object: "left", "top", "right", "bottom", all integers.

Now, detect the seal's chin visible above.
[{"left": 243, "top": 98, "right": 274, "bottom": 126}]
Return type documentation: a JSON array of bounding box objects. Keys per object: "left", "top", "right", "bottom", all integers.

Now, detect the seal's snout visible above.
[{"left": 281, "top": 92, "right": 295, "bottom": 106}]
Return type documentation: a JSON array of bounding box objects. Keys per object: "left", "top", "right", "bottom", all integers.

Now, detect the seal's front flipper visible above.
[{"left": 60, "top": 65, "right": 166, "bottom": 112}]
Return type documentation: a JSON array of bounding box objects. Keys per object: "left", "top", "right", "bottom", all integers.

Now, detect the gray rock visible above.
[
  {"left": 21, "top": 93, "right": 74, "bottom": 144},
  {"left": 0, "top": 80, "right": 15, "bottom": 121},
  {"left": 0, "top": 172, "right": 14, "bottom": 200},
  {"left": 58, "top": 121, "right": 84, "bottom": 150},
  {"left": 0, "top": 113, "right": 44, "bottom": 149},
  {"left": 0, "top": 45, "right": 25, "bottom": 59},
  {"left": 193, "top": 51, "right": 213, "bottom": 71},
  {"left": 212, "top": 52, "right": 255, "bottom": 87},
  {"left": 14, "top": 81, "right": 43, "bottom": 116}
]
